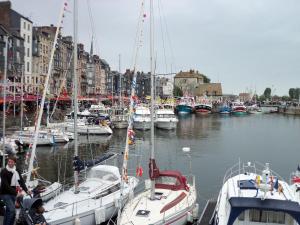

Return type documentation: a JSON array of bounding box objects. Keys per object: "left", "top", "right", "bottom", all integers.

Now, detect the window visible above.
[
  {"left": 27, "top": 62, "right": 29, "bottom": 72},
  {"left": 249, "top": 209, "right": 260, "bottom": 222},
  {"left": 27, "top": 35, "right": 30, "bottom": 43},
  {"left": 238, "top": 211, "right": 245, "bottom": 221},
  {"left": 23, "top": 34, "right": 26, "bottom": 40},
  {"left": 23, "top": 22, "right": 26, "bottom": 29},
  {"left": 27, "top": 48, "right": 29, "bottom": 57},
  {"left": 27, "top": 23, "right": 30, "bottom": 31},
  {"left": 249, "top": 210, "right": 286, "bottom": 224}
]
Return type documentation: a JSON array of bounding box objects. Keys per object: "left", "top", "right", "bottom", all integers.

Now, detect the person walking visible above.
[{"left": 0, "top": 155, "right": 29, "bottom": 225}]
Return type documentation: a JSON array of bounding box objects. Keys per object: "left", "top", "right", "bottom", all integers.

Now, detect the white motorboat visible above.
[
  {"left": 44, "top": 165, "right": 138, "bottom": 225},
  {"left": 111, "top": 107, "right": 128, "bottom": 129},
  {"left": 247, "top": 104, "right": 263, "bottom": 114},
  {"left": 13, "top": 130, "right": 54, "bottom": 146},
  {"left": 155, "top": 108, "right": 178, "bottom": 130},
  {"left": 209, "top": 162, "right": 300, "bottom": 225},
  {"left": 133, "top": 106, "right": 151, "bottom": 130},
  {"left": 89, "top": 103, "right": 112, "bottom": 117}
]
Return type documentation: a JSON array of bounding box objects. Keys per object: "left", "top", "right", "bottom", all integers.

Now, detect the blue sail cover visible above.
[
  {"left": 73, "top": 153, "right": 115, "bottom": 172},
  {"left": 227, "top": 197, "right": 300, "bottom": 225}
]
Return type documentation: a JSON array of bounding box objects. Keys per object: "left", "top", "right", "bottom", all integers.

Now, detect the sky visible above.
[{"left": 7, "top": 0, "right": 300, "bottom": 96}]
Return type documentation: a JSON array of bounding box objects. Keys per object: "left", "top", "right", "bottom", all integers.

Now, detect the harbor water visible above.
[{"left": 16, "top": 113, "right": 300, "bottom": 210}]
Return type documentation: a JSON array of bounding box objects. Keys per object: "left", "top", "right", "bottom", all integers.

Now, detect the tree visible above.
[
  {"left": 281, "top": 96, "right": 290, "bottom": 101},
  {"left": 263, "top": 88, "right": 271, "bottom": 99},
  {"left": 258, "top": 95, "right": 266, "bottom": 102},
  {"left": 173, "top": 85, "right": 183, "bottom": 97},
  {"left": 296, "top": 88, "right": 300, "bottom": 100},
  {"left": 289, "top": 88, "right": 296, "bottom": 99},
  {"left": 203, "top": 75, "right": 210, "bottom": 83}
]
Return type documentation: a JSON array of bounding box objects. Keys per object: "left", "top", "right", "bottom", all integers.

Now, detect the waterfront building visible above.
[
  {"left": 77, "top": 43, "right": 88, "bottom": 96},
  {"left": 174, "top": 70, "right": 205, "bottom": 96},
  {"left": 0, "top": 1, "right": 32, "bottom": 94},
  {"left": 61, "top": 36, "right": 73, "bottom": 95},
  {"left": 239, "top": 92, "right": 252, "bottom": 102},
  {"left": 0, "top": 24, "right": 24, "bottom": 95},
  {"left": 135, "top": 71, "right": 150, "bottom": 98},
  {"left": 93, "top": 55, "right": 102, "bottom": 96},
  {"left": 195, "top": 83, "right": 223, "bottom": 98}
]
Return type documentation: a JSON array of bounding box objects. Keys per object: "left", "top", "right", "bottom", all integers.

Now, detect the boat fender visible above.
[
  {"left": 187, "top": 211, "right": 193, "bottom": 222},
  {"left": 192, "top": 203, "right": 199, "bottom": 219},
  {"left": 95, "top": 207, "right": 106, "bottom": 224},
  {"left": 74, "top": 217, "right": 81, "bottom": 225}
]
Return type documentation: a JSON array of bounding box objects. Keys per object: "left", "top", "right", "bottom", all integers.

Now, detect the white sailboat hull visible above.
[
  {"left": 120, "top": 180, "right": 197, "bottom": 225},
  {"left": 133, "top": 121, "right": 151, "bottom": 130},
  {"left": 66, "top": 124, "right": 113, "bottom": 135},
  {"left": 155, "top": 121, "right": 177, "bottom": 130},
  {"left": 44, "top": 176, "right": 138, "bottom": 225}
]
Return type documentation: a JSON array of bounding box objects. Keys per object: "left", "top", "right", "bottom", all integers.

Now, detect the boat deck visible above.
[{"left": 196, "top": 199, "right": 217, "bottom": 225}]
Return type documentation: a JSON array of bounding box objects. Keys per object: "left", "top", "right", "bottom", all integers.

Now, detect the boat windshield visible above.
[
  {"left": 156, "top": 176, "right": 180, "bottom": 186},
  {"left": 87, "top": 170, "right": 119, "bottom": 182}
]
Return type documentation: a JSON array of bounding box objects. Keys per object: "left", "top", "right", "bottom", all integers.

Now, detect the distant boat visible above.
[
  {"left": 175, "top": 97, "right": 194, "bottom": 114},
  {"left": 231, "top": 101, "right": 247, "bottom": 115},
  {"left": 219, "top": 104, "right": 231, "bottom": 114},
  {"left": 247, "top": 104, "right": 263, "bottom": 114},
  {"left": 133, "top": 105, "right": 151, "bottom": 130},
  {"left": 194, "top": 103, "right": 212, "bottom": 115},
  {"left": 155, "top": 108, "right": 178, "bottom": 130}
]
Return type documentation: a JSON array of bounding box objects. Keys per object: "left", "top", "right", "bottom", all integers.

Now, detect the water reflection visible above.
[{"left": 17, "top": 114, "right": 300, "bottom": 209}]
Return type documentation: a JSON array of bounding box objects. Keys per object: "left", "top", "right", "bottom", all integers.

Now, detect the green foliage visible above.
[
  {"left": 258, "top": 95, "right": 266, "bottom": 101},
  {"left": 289, "top": 88, "right": 300, "bottom": 100},
  {"left": 203, "top": 75, "right": 210, "bottom": 83},
  {"left": 281, "top": 96, "right": 290, "bottom": 101},
  {"left": 289, "top": 88, "right": 296, "bottom": 99},
  {"left": 173, "top": 85, "right": 183, "bottom": 97},
  {"left": 263, "top": 88, "right": 271, "bottom": 99}
]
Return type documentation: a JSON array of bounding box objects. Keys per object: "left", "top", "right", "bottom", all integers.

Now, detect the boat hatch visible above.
[
  {"left": 53, "top": 202, "right": 68, "bottom": 209},
  {"left": 238, "top": 180, "right": 256, "bottom": 190},
  {"left": 79, "top": 186, "right": 90, "bottom": 191},
  {"left": 136, "top": 210, "right": 150, "bottom": 217}
]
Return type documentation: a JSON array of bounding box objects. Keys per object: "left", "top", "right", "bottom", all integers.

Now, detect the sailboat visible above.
[
  {"left": 119, "top": 1, "right": 197, "bottom": 224},
  {"left": 43, "top": 1, "right": 138, "bottom": 224}
]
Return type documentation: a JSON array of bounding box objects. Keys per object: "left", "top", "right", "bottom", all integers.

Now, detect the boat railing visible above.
[
  {"left": 45, "top": 191, "right": 106, "bottom": 216},
  {"left": 222, "top": 161, "right": 286, "bottom": 185}
]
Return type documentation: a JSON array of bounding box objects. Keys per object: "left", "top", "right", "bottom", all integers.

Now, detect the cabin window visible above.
[
  {"left": 268, "top": 211, "right": 285, "bottom": 224},
  {"left": 238, "top": 211, "right": 245, "bottom": 221},
  {"left": 249, "top": 209, "right": 260, "bottom": 222},
  {"left": 249, "top": 210, "right": 286, "bottom": 224}
]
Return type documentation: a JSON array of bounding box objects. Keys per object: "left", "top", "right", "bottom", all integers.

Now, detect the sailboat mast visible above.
[
  {"left": 150, "top": 0, "right": 155, "bottom": 200},
  {"left": 20, "top": 65, "right": 24, "bottom": 133},
  {"left": 73, "top": 0, "right": 79, "bottom": 193},
  {"left": 2, "top": 35, "right": 8, "bottom": 168},
  {"left": 119, "top": 54, "right": 121, "bottom": 106}
]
